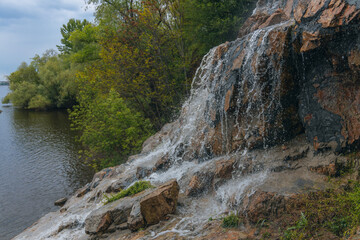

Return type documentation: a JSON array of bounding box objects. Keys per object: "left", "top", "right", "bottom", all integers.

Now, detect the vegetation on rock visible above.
[
  {"left": 222, "top": 212, "right": 240, "bottom": 228},
  {"left": 104, "top": 180, "right": 153, "bottom": 204}
]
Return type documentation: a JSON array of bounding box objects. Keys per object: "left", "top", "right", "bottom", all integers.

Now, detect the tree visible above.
[
  {"left": 69, "top": 89, "right": 154, "bottom": 170},
  {"left": 67, "top": 24, "right": 100, "bottom": 63},
  {"left": 183, "top": 0, "right": 253, "bottom": 56},
  {"left": 3, "top": 51, "right": 79, "bottom": 109},
  {"left": 57, "top": 18, "right": 91, "bottom": 54}
]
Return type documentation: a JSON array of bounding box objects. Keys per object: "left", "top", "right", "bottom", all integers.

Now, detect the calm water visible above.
[{"left": 0, "top": 86, "right": 94, "bottom": 240}]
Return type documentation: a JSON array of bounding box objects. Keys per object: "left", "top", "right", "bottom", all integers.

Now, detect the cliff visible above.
[{"left": 14, "top": 0, "right": 360, "bottom": 239}]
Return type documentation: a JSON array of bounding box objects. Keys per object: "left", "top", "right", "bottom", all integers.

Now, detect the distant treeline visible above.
[
  {"left": 0, "top": 81, "right": 9, "bottom": 86},
  {"left": 3, "top": 0, "right": 253, "bottom": 170}
]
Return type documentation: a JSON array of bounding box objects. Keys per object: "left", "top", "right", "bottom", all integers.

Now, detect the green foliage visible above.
[
  {"left": 28, "top": 94, "right": 52, "bottom": 110},
  {"left": 57, "top": 18, "right": 91, "bottom": 54},
  {"left": 67, "top": 24, "right": 100, "bottom": 63},
  {"left": 104, "top": 180, "right": 153, "bottom": 204},
  {"left": 4, "top": 51, "right": 79, "bottom": 109},
  {"left": 222, "top": 212, "right": 240, "bottom": 228},
  {"left": 70, "top": 89, "right": 154, "bottom": 170},
  {"left": 183, "top": 0, "right": 253, "bottom": 56},
  {"left": 76, "top": 0, "right": 255, "bottom": 129},
  {"left": 261, "top": 232, "right": 271, "bottom": 239}
]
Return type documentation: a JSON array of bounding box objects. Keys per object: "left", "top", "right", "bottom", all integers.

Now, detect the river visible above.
[{"left": 0, "top": 86, "right": 94, "bottom": 240}]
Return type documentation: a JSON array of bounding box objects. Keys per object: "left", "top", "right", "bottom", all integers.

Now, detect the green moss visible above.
[
  {"left": 104, "top": 180, "right": 153, "bottom": 204},
  {"left": 221, "top": 212, "right": 240, "bottom": 228}
]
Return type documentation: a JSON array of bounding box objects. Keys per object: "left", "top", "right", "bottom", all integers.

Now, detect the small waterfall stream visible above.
[{"left": 138, "top": 21, "right": 292, "bottom": 238}]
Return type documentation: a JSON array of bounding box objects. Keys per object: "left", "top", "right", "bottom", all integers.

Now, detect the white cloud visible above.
[{"left": 0, "top": 0, "right": 94, "bottom": 77}]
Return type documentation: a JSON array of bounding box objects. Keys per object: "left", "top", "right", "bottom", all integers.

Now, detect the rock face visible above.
[
  {"left": 155, "top": 0, "right": 360, "bottom": 163},
  {"left": 195, "top": 0, "right": 360, "bottom": 154},
  {"left": 294, "top": 0, "right": 360, "bottom": 150}
]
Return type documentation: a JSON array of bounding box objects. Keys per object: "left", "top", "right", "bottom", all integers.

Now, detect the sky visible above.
[{"left": 0, "top": 0, "right": 95, "bottom": 81}]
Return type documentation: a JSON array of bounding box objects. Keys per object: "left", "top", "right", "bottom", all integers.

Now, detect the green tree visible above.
[
  {"left": 2, "top": 62, "right": 40, "bottom": 107},
  {"left": 3, "top": 51, "right": 79, "bottom": 109},
  {"left": 69, "top": 89, "right": 154, "bottom": 170},
  {"left": 67, "top": 24, "right": 100, "bottom": 63},
  {"left": 57, "top": 18, "right": 91, "bottom": 54},
  {"left": 183, "top": 0, "right": 253, "bottom": 56}
]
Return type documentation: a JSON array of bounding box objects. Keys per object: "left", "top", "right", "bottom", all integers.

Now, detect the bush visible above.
[{"left": 104, "top": 181, "right": 153, "bottom": 204}]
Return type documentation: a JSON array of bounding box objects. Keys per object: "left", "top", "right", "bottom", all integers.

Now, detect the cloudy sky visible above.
[{"left": 0, "top": 0, "right": 95, "bottom": 81}]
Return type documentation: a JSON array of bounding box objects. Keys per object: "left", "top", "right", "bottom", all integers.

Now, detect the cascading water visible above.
[{"left": 141, "top": 20, "right": 293, "bottom": 238}]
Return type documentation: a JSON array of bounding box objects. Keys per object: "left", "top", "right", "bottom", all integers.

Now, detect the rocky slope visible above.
[{"left": 14, "top": 0, "right": 360, "bottom": 239}]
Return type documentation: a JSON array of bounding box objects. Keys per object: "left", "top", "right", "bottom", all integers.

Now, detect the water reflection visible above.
[{"left": 0, "top": 86, "right": 94, "bottom": 240}]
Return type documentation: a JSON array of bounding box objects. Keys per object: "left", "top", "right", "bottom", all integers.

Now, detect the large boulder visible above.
[{"left": 140, "top": 180, "right": 180, "bottom": 225}]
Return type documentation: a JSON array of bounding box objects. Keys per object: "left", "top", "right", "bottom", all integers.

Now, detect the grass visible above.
[
  {"left": 282, "top": 212, "right": 308, "bottom": 240},
  {"left": 104, "top": 180, "right": 154, "bottom": 204},
  {"left": 281, "top": 181, "right": 360, "bottom": 239},
  {"left": 222, "top": 212, "right": 240, "bottom": 228}
]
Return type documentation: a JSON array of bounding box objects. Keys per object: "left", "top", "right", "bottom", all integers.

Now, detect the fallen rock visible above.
[
  {"left": 76, "top": 183, "right": 91, "bottom": 198},
  {"left": 153, "top": 154, "right": 171, "bottom": 171},
  {"left": 140, "top": 179, "right": 180, "bottom": 225},
  {"left": 54, "top": 197, "right": 67, "bottom": 207},
  {"left": 309, "top": 163, "right": 337, "bottom": 177}
]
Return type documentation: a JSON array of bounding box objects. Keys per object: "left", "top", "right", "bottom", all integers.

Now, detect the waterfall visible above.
[{"left": 135, "top": 21, "right": 291, "bottom": 168}]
